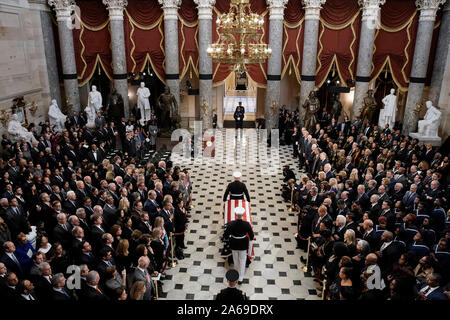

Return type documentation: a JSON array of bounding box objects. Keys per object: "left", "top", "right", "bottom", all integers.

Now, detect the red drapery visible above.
[
  {"left": 281, "top": 0, "right": 304, "bottom": 84},
  {"left": 315, "top": 0, "right": 361, "bottom": 87},
  {"left": 73, "top": 0, "right": 113, "bottom": 86},
  {"left": 371, "top": 0, "right": 418, "bottom": 91},
  {"left": 212, "top": 0, "right": 269, "bottom": 87},
  {"left": 124, "top": 0, "right": 165, "bottom": 83},
  {"left": 178, "top": 0, "right": 199, "bottom": 79}
]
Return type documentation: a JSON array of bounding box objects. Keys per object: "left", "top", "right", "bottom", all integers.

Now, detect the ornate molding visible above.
[
  {"left": 103, "top": 0, "right": 128, "bottom": 21},
  {"left": 266, "top": 0, "right": 288, "bottom": 20},
  {"left": 415, "top": 0, "right": 446, "bottom": 21},
  {"left": 194, "top": 0, "right": 216, "bottom": 20},
  {"left": 48, "top": 0, "right": 75, "bottom": 21},
  {"left": 302, "top": 0, "right": 326, "bottom": 20},
  {"left": 159, "top": 0, "right": 181, "bottom": 20}
]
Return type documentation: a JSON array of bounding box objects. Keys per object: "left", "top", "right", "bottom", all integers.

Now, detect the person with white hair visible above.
[
  {"left": 80, "top": 270, "right": 109, "bottom": 301},
  {"left": 223, "top": 207, "right": 254, "bottom": 284},
  {"left": 333, "top": 215, "right": 347, "bottom": 241},
  {"left": 223, "top": 171, "right": 251, "bottom": 202}
]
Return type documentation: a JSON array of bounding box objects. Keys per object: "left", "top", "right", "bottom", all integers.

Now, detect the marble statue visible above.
[
  {"left": 137, "top": 82, "right": 151, "bottom": 125},
  {"left": 331, "top": 94, "right": 342, "bottom": 121},
  {"left": 302, "top": 90, "right": 320, "bottom": 132},
  {"left": 88, "top": 85, "right": 103, "bottom": 113},
  {"left": 8, "top": 114, "right": 37, "bottom": 143},
  {"left": 415, "top": 101, "right": 441, "bottom": 137},
  {"left": 84, "top": 104, "right": 96, "bottom": 128},
  {"left": 157, "top": 86, "right": 179, "bottom": 131},
  {"left": 379, "top": 88, "right": 397, "bottom": 129},
  {"left": 360, "top": 89, "right": 377, "bottom": 125},
  {"left": 48, "top": 99, "right": 67, "bottom": 132}
]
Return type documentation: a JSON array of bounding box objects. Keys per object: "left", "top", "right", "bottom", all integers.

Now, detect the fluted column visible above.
[
  {"left": 103, "top": 0, "right": 130, "bottom": 119},
  {"left": 402, "top": 0, "right": 446, "bottom": 135},
  {"left": 195, "top": 0, "right": 216, "bottom": 129},
  {"left": 159, "top": 0, "right": 181, "bottom": 111},
  {"left": 299, "top": 0, "right": 326, "bottom": 124},
  {"left": 264, "top": 0, "right": 288, "bottom": 130},
  {"left": 48, "top": 0, "right": 80, "bottom": 112},
  {"left": 352, "top": 0, "right": 385, "bottom": 119},
  {"left": 429, "top": 0, "right": 450, "bottom": 104}
]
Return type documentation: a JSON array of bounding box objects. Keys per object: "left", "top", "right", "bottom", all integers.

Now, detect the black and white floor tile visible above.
[{"left": 162, "top": 129, "right": 320, "bottom": 300}]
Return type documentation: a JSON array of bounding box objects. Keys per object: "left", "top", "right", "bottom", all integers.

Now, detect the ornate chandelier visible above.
[{"left": 207, "top": 0, "right": 271, "bottom": 73}]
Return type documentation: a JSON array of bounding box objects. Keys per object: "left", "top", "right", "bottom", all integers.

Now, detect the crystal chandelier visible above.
[{"left": 207, "top": 0, "right": 271, "bottom": 73}]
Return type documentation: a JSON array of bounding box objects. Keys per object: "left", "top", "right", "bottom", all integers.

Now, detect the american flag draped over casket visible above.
[{"left": 223, "top": 199, "right": 255, "bottom": 259}]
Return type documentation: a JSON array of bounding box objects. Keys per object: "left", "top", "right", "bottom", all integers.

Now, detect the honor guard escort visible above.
[{"left": 223, "top": 171, "right": 251, "bottom": 202}]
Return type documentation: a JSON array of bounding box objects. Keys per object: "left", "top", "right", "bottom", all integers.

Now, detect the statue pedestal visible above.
[{"left": 409, "top": 132, "right": 442, "bottom": 146}]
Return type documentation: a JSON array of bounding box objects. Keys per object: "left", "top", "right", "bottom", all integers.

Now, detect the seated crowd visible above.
[
  {"left": 280, "top": 107, "right": 450, "bottom": 300},
  {"left": 0, "top": 109, "right": 191, "bottom": 301}
]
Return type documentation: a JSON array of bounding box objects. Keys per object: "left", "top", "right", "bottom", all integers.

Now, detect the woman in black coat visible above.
[{"left": 174, "top": 199, "right": 187, "bottom": 253}]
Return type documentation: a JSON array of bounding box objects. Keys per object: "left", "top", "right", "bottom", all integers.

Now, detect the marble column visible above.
[
  {"left": 429, "top": 0, "right": 450, "bottom": 105},
  {"left": 34, "top": 0, "right": 63, "bottom": 108},
  {"left": 299, "top": 0, "right": 326, "bottom": 125},
  {"left": 352, "top": 0, "right": 385, "bottom": 119},
  {"left": 48, "top": 0, "right": 80, "bottom": 112},
  {"left": 195, "top": 0, "right": 216, "bottom": 130},
  {"left": 159, "top": 0, "right": 181, "bottom": 111},
  {"left": 103, "top": 0, "right": 130, "bottom": 119},
  {"left": 402, "top": 0, "right": 446, "bottom": 135},
  {"left": 264, "top": 0, "right": 288, "bottom": 130}
]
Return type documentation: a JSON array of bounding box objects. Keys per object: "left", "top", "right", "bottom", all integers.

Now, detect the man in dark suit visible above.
[
  {"left": 133, "top": 256, "right": 155, "bottom": 300},
  {"left": 80, "top": 271, "right": 109, "bottom": 301},
  {"left": 0, "top": 242, "right": 23, "bottom": 278},
  {"left": 374, "top": 163, "right": 386, "bottom": 186},
  {"left": 4, "top": 198, "right": 28, "bottom": 239},
  {"left": 90, "top": 213, "right": 106, "bottom": 251},
  {"left": 362, "top": 219, "right": 378, "bottom": 250},
  {"left": 368, "top": 194, "right": 381, "bottom": 222},
  {"left": 34, "top": 262, "right": 53, "bottom": 301},
  {"left": 136, "top": 212, "right": 152, "bottom": 234},
  {"left": 50, "top": 273, "right": 74, "bottom": 300},
  {"left": 355, "top": 185, "right": 370, "bottom": 212},
  {"left": 417, "top": 273, "right": 449, "bottom": 301},
  {"left": 53, "top": 213, "right": 73, "bottom": 249},
  {"left": 87, "top": 144, "right": 102, "bottom": 165},
  {"left": 311, "top": 205, "right": 333, "bottom": 239},
  {"left": 144, "top": 190, "right": 160, "bottom": 224},
  {"left": 402, "top": 184, "right": 418, "bottom": 213},
  {"left": 16, "top": 279, "right": 37, "bottom": 301},
  {"left": 1, "top": 272, "right": 19, "bottom": 301},
  {"left": 63, "top": 191, "right": 78, "bottom": 216},
  {"left": 78, "top": 241, "right": 96, "bottom": 270},
  {"left": 375, "top": 231, "right": 404, "bottom": 279}
]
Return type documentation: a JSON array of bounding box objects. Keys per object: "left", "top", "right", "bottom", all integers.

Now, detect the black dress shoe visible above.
[{"left": 300, "top": 256, "right": 306, "bottom": 264}]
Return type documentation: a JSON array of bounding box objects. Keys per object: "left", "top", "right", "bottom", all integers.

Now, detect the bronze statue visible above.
[
  {"left": 107, "top": 88, "right": 124, "bottom": 119},
  {"left": 331, "top": 93, "right": 342, "bottom": 121},
  {"left": 157, "top": 86, "right": 179, "bottom": 131},
  {"left": 302, "top": 90, "right": 320, "bottom": 132},
  {"left": 360, "top": 89, "right": 377, "bottom": 125}
]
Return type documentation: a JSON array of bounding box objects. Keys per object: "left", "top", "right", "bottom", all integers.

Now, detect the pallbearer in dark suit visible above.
[
  {"left": 216, "top": 270, "right": 248, "bottom": 301},
  {"left": 223, "top": 171, "right": 251, "bottom": 202},
  {"left": 223, "top": 207, "right": 254, "bottom": 283}
]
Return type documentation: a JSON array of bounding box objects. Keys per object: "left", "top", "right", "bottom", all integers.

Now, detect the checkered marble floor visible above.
[{"left": 161, "top": 129, "right": 320, "bottom": 300}]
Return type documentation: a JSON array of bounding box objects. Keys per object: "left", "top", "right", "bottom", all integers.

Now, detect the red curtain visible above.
[
  {"left": 315, "top": 0, "right": 361, "bottom": 87},
  {"left": 178, "top": 0, "right": 199, "bottom": 79},
  {"left": 212, "top": 0, "right": 268, "bottom": 86},
  {"left": 371, "top": 0, "right": 418, "bottom": 91},
  {"left": 73, "top": 0, "right": 113, "bottom": 86},
  {"left": 124, "top": 0, "right": 165, "bottom": 83},
  {"left": 282, "top": 0, "right": 304, "bottom": 83}
]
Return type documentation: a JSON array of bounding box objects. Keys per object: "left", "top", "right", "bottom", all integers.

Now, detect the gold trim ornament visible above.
[
  {"left": 0, "top": 110, "right": 10, "bottom": 128},
  {"left": 27, "top": 101, "right": 38, "bottom": 117}
]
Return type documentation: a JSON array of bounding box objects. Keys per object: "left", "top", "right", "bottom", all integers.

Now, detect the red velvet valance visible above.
[
  {"left": 315, "top": 0, "right": 361, "bottom": 87},
  {"left": 124, "top": 0, "right": 165, "bottom": 83},
  {"left": 212, "top": 0, "right": 269, "bottom": 87},
  {"left": 178, "top": 0, "right": 199, "bottom": 79},
  {"left": 371, "top": 0, "right": 418, "bottom": 91},
  {"left": 73, "top": 0, "right": 113, "bottom": 86},
  {"left": 282, "top": 0, "right": 304, "bottom": 84}
]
